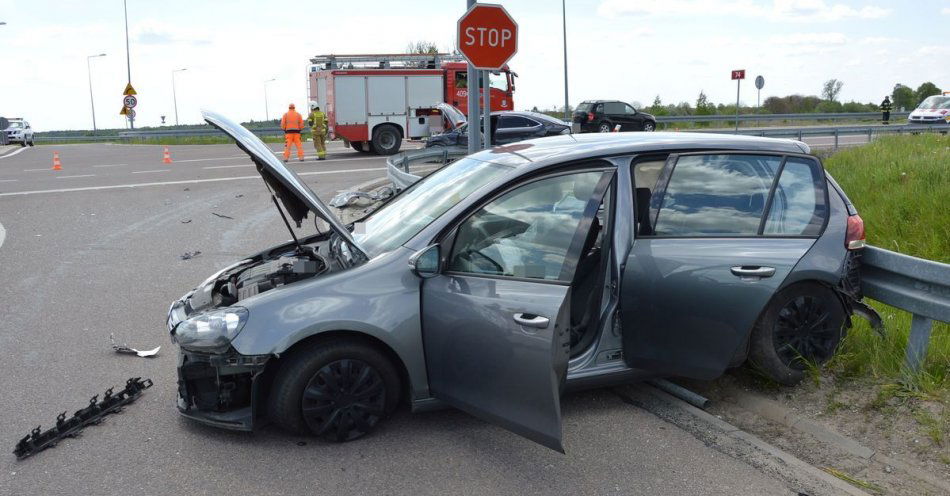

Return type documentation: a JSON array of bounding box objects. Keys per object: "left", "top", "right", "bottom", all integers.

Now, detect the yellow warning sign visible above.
[
  {"left": 123, "top": 83, "right": 137, "bottom": 96},
  {"left": 120, "top": 106, "right": 128, "bottom": 115}
]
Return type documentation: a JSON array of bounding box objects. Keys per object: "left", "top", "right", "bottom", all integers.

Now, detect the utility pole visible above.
[
  {"left": 466, "top": 0, "right": 479, "bottom": 154},
  {"left": 264, "top": 78, "right": 277, "bottom": 121},
  {"left": 172, "top": 68, "right": 187, "bottom": 126},
  {"left": 123, "top": 0, "right": 134, "bottom": 129},
  {"left": 562, "top": 0, "right": 570, "bottom": 120},
  {"left": 483, "top": 71, "right": 491, "bottom": 149},
  {"left": 87, "top": 53, "right": 106, "bottom": 133}
]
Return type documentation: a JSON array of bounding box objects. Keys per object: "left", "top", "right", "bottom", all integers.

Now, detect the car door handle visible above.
[
  {"left": 730, "top": 266, "right": 776, "bottom": 278},
  {"left": 513, "top": 313, "right": 550, "bottom": 329}
]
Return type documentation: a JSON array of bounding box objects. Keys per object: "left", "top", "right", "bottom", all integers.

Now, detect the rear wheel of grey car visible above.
[
  {"left": 269, "top": 339, "right": 400, "bottom": 442},
  {"left": 748, "top": 283, "right": 846, "bottom": 385},
  {"left": 642, "top": 121, "right": 656, "bottom": 132},
  {"left": 598, "top": 122, "right": 612, "bottom": 133},
  {"left": 372, "top": 125, "right": 401, "bottom": 155}
]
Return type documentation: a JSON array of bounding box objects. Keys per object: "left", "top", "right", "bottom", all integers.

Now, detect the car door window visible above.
[
  {"left": 652, "top": 154, "right": 782, "bottom": 236},
  {"left": 448, "top": 171, "right": 606, "bottom": 281},
  {"left": 624, "top": 105, "right": 637, "bottom": 114},
  {"left": 604, "top": 102, "right": 625, "bottom": 115},
  {"left": 496, "top": 116, "right": 520, "bottom": 129},
  {"left": 763, "top": 157, "right": 827, "bottom": 235}
]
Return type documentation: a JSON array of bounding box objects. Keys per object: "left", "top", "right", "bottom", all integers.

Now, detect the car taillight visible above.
[
  {"left": 587, "top": 112, "right": 595, "bottom": 122},
  {"left": 846, "top": 214, "right": 865, "bottom": 250}
]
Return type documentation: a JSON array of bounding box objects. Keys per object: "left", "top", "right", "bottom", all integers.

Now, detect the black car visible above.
[
  {"left": 425, "top": 110, "right": 571, "bottom": 148},
  {"left": 574, "top": 100, "right": 657, "bottom": 133}
]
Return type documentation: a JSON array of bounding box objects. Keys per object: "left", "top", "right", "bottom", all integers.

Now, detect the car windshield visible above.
[
  {"left": 353, "top": 157, "right": 513, "bottom": 257},
  {"left": 7, "top": 122, "right": 23, "bottom": 128},
  {"left": 917, "top": 96, "right": 950, "bottom": 109}
]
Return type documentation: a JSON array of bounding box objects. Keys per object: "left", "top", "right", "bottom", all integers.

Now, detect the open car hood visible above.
[
  {"left": 436, "top": 102, "right": 466, "bottom": 130},
  {"left": 202, "top": 110, "right": 366, "bottom": 259}
]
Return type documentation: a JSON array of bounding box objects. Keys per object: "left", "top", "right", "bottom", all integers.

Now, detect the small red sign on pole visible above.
[
  {"left": 731, "top": 69, "right": 746, "bottom": 80},
  {"left": 457, "top": 4, "right": 519, "bottom": 70}
]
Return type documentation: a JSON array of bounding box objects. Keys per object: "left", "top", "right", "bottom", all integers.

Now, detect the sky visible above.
[{"left": 1, "top": 0, "right": 948, "bottom": 131}]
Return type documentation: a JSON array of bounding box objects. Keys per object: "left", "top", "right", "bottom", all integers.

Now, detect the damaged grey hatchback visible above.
[{"left": 169, "top": 110, "right": 877, "bottom": 452}]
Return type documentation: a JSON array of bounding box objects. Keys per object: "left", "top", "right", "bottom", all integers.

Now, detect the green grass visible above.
[{"left": 819, "top": 134, "right": 949, "bottom": 435}]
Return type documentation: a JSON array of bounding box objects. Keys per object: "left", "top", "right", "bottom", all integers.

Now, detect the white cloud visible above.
[
  {"left": 859, "top": 36, "right": 901, "bottom": 44},
  {"left": 943, "top": 7, "right": 950, "bottom": 15},
  {"left": 597, "top": 0, "right": 890, "bottom": 22},
  {"left": 769, "top": 32, "right": 848, "bottom": 45}
]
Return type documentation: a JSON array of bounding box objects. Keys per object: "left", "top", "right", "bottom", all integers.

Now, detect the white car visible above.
[
  {"left": 907, "top": 95, "right": 950, "bottom": 125},
  {"left": 3, "top": 118, "right": 35, "bottom": 146}
]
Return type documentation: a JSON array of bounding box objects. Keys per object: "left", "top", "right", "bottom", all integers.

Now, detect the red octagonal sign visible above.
[{"left": 457, "top": 3, "right": 518, "bottom": 70}]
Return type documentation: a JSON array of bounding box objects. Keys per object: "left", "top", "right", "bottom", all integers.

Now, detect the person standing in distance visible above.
[
  {"left": 880, "top": 96, "right": 892, "bottom": 125},
  {"left": 281, "top": 103, "right": 306, "bottom": 162},
  {"left": 308, "top": 102, "right": 328, "bottom": 161}
]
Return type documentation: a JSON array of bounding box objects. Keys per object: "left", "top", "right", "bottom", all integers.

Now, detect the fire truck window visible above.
[
  {"left": 489, "top": 72, "right": 508, "bottom": 90},
  {"left": 455, "top": 72, "right": 467, "bottom": 89}
]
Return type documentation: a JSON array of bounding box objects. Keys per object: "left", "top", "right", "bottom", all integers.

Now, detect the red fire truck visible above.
[{"left": 308, "top": 53, "right": 516, "bottom": 155}]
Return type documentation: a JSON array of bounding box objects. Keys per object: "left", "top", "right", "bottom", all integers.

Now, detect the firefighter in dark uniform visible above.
[{"left": 880, "top": 96, "right": 892, "bottom": 125}]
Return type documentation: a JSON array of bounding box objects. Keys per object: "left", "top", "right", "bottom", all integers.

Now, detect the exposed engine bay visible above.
[{"left": 185, "top": 237, "right": 348, "bottom": 314}]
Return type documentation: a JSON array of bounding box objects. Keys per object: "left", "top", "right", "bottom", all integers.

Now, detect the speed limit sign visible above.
[{"left": 123, "top": 95, "right": 138, "bottom": 109}]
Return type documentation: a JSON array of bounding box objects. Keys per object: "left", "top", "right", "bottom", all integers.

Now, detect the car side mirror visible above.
[{"left": 409, "top": 245, "right": 440, "bottom": 278}]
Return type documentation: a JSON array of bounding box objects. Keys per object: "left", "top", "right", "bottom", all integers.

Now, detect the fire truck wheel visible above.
[{"left": 372, "top": 125, "right": 401, "bottom": 155}]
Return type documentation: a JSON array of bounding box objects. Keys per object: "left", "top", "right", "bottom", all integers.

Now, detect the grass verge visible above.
[{"left": 817, "top": 133, "right": 949, "bottom": 453}]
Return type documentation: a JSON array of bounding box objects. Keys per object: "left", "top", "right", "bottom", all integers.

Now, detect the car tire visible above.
[
  {"left": 19, "top": 140, "right": 26, "bottom": 147},
  {"left": 748, "top": 282, "right": 846, "bottom": 386},
  {"left": 642, "top": 121, "right": 656, "bottom": 132},
  {"left": 28, "top": 137, "right": 35, "bottom": 146},
  {"left": 268, "top": 338, "right": 401, "bottom": 442},
  {"left": 371, "top": 125, "right": 401, "bottom": 155},
  {"left": 598, "top": 122, "right": 612, "bottom": 133}
]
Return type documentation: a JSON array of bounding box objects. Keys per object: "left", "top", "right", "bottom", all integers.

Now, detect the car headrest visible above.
[{"left": 635, "top": 187, "right": 652, "bottom": 235}]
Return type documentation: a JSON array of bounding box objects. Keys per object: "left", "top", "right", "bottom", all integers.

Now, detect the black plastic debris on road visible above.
[
  {"left": 180, "top": 219, "right": 192, "bottom": 224},
  {"left": 13, "top": 377, "right": 153, "bottom": 460},
  {"left": 180, "top": 251, "right": 202, "bottom": 260},
  {"left": 211, "top": 212, "right": 234, "bottom": 220}
]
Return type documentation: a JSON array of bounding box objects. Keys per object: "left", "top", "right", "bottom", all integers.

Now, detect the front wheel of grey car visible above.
[
  {"left": 748, "top": 283, "right": 846, "bottom": 386},
  {"left": 269, "top": 339, "right": 401, "bottom": 442}
]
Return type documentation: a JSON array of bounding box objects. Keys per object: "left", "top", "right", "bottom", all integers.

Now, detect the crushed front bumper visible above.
[{"left": 176, "top": 349, "right": 270, "bottom": 431}]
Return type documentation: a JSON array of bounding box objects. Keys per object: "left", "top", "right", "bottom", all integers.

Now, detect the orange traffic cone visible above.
[
  {"left": 52, "top": 152, "right": 62, "bottom": 170},
  {"left": 162, "top": 146, "right": 173, "bottom": 164}
]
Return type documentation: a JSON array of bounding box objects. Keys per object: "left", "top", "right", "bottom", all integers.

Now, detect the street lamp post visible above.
[
  {"left": 86, "top": 53, "right": 107, "bottom": 133},
  {"left": 562, "top": 0, "right": 570, "bottom": 121},
  {"left": 172, "top": 68, "right": 187, "bottom": 126},
  {"left": 263, "top": 78, "right": 276, "bottom": 121}
]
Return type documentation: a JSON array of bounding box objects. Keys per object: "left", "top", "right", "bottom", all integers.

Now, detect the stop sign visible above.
[{"left": 457, "top": 4, "right": 518, "bottom": 70}]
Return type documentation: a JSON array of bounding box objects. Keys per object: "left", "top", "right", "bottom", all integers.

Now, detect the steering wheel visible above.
[{"left": 462, "top": 249, "right": 504, "bottom": 274}]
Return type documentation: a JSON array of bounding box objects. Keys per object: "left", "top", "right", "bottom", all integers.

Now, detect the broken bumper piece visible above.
[{"left": 176, "top": 349, "right": 270, "bottom": 431}]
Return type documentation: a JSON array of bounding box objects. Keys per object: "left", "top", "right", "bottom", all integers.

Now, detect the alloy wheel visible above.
[
  {"left": 598, "top": 123, "right": 611, "bottom": 133},
  {"left": 772, "top": 295, "right": 840, "bottom": 369},
  {"left": 301, "top": 358, "right": 386, "bottom": 442}
]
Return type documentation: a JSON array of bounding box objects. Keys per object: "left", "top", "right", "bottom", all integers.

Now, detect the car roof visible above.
[{"left": 467, "top": 132, "right": 810, "bottom": 169}]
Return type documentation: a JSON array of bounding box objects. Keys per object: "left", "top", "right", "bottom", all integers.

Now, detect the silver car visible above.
[{"left": 169, "top": 111, "right": 876, "bottom": 451}]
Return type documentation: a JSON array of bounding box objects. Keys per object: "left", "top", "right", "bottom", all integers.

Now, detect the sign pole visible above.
[
  {"left": 123, "top": 0, "right": 134, "bottom": 129},
  {"left": 465, "top": 0, "right": 479, "bottom": 154},
  {"left": 483, "top": 70, "right": 491, "bottom": 149},
  {"left": 562, "top": 0, "right": 569, "bottom": 121},
  {"left": 735, "top": 78, "right": 740, "bottom": 134}
]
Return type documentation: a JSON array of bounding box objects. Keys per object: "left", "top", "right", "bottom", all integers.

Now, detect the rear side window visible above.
[
  {"left": 649, "top": 154, "right": 826, "bottom": 237},
  {"left": 763, "top": 158, "right": 827, "bottom": 235},
  {"left": 500, "top": 116, "right": 537, "bottom": 128}
]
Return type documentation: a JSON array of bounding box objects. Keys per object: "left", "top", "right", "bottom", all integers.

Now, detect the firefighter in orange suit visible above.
[{"left": 280, "top": 103, "right": 305, "bottom": 162}]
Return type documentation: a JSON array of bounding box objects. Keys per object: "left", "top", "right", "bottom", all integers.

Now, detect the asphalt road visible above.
[{"left": 0, "top": 142, "right": 799, "bottom": 495}]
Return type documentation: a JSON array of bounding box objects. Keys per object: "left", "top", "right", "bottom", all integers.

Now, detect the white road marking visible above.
[
  {"left": 0, "top": 179, "right": 18, "bottom": 183},
  {"left": 0, "top": 167, "right": 386, "bottom": 197},
  {"left": 0, "top": 147, "right": 30, "bottom": 159},
  {"left": 0, "top": 221, "right": 5, "bottom": 249},
  {"left": 203, "top": 164, "right": 254, "bottom": 170},
  {"left": 132, "top": 169, "right": 170, "bottom": 174},
  {"left": 23, "top": 168, "right": 50, "bottom": 172},
  {"left": 172, "top": 156, "right": 247, "bottom": 163},
  {"left": 55, "top": 174, "right": 96, "bottom": 179},
  {"left": 93, "top": 163, "right": 128, "bottom": 168}
]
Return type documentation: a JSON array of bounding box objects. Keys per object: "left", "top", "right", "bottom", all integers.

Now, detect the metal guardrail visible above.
[
  {"left": 387, "top": 146, "right": 468, "bottom": 190},
  {"left": 860, "top": 246, "right": 950, "bottom": 372},
  {"left": 687, "top": 123, "right": 948, "bottom": 150},
  {"left": 656, "top": 111, "right": 910, "bottom": 124}
]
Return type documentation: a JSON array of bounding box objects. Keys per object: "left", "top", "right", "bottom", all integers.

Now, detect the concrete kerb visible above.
[
  {"left": 728, "top": 387, "right": 950, "bottom": 494},
  {"left": 616, "top": 384, "right": 873, "bottom": 496}
]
